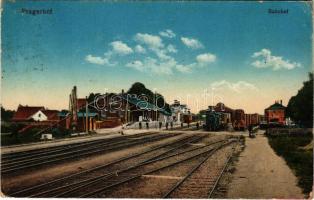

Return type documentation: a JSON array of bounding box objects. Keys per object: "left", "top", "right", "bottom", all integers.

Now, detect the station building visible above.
[{"left": 264, "top": 100, "right": 286, "bottom": 125}]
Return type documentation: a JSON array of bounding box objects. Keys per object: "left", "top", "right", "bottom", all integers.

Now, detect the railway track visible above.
[
  {"left": 7, "top": 134, "right": 204, "bottom": 196},
  {"left": 163, "top": 138, "right": 238, "bottom": 198},
  {"left": 168, "top": 123, "right": 202, "bottom": 132},
  {"left": 8, "top": 134, "right": 233, "bottom": 197},
  {"left": 1, "top": 132, "right": 160, "bottom": 161},
  {"left": 1, "top": 132, "right": 158, "bottom": 160},
  {"left": 81, "top": 138, "right": 237, "bottom": 198},
  {"left": 1, "top": 132, "right": 181, "bottom": 174},
  {"left": 63, "top": 138, "right": 235, "bottom": 198}
]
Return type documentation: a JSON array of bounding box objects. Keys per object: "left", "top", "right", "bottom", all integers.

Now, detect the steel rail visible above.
[
  {"left": 163, "top": 141, "right": 237, "bottom": 198},
  {"left": 2, "top": 134, "right": 171, "bottom": 171},
  {"left": 49, "top": 135, "right": 217, "bottom": 198},
  {"left": 9, "top": 134, "right": 199, "bottom": 196},
  {"left": 28, "top": 135, "right": 206, "bottom": 197},
  {"left": 1, "top": 133, "right": 176, "bottom": 174},
  {"left": 207, "top": 141, "right": 238, "bottom": 198},
  {"left": 1, "top": 133, "right": 172, "bottom": 167},
  {"left": 1, "top": 132, "right": 159, "bottom": 161},
  {"left": 1, "top": 132, "right": 163, "bottom": 163},
  {"left": 2, "top": 139, "right": 133, "bottom": 165},
  {"left": 80, "top": 140, "right": 236, "bottom": 198},
  {"left": 60, "top": 139, "right": 233, "bottom": 198}
]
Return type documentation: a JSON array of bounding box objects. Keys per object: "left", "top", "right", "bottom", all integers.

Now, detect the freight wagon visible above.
[
  {"left": 233, "top": 109, "right": 246, "bottom": 131},
  {"left": 245, "top": 113, "right": 261, "bottom": 127}
]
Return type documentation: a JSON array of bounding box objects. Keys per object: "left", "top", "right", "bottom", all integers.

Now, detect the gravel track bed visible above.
[
  {"left": 2, "top": 132, "right": 186, "bottom": 195},
  {"left": 168, "top": 144, "right": 235, "bottom": 198},
  {"left": 2, "top": 132, "right": 238, "bottom": 198},
  {"left": 64, "top": 138, "right": 221, "bottom": 197},
  {"left": 93, "top": 139, "right": 235, "bottom": 198}
]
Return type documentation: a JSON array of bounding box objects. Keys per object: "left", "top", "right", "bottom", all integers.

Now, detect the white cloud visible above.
[
  {"left": 85, "top": 55, "right": 109, "bottom": 65},
  {"left": 196, "top": 53, "right": 216, "bottom": 65},
  {"left": 134, "top": 33, "right": 164, "bottom": 49},
  {"left": 167, "top": 44, "right": 177, "bottom": 53},
  {"left": 181, "top": 37, "right": 203, "bottom": 49},
  {"left": 134, "top": 45, "right": 146, "bottom": 54},
  {"left": 159, "top": 29, "right": 176, "bottom": 38},
  {"left": 137, "top": 57, "right": 173, "bottom": 75},
  {"left": 126, "top": 56, "right": 196, "bottom": 75},
  {"left": 87, "top": 31, "right": 219, "bottom": 74},
  {"left": 251, "top": 49, "right": 301, "bottom": 70},
  {"left": 211, "top": 80, "right": 258, "bottom": 93},
  {"left": 134, "top": 33, "right": 171, "bottom": 60},
  {"left": 154, "top": 48, "right": 172, "bottom": 60},
  {"left": 175, "top": 64, "right": 195, "bottom": 73},
  {"left": 126, "top": 60, "right": 144, "bottom": 71},
  {"left": 110, "top": 41, "right": 133, "bottom": 55}
]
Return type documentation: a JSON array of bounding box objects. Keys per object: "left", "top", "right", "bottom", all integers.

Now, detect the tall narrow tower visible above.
[{"left": 70, "top": 86, "right": 78, "bottom": 131}]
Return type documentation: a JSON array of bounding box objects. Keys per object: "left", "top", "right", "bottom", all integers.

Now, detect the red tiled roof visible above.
[
  {"left": 12, "top": 105, "right": 45, "bottom": 121},
  {"left": 42, "top": 110, "right": 59, "bottom": 121}
]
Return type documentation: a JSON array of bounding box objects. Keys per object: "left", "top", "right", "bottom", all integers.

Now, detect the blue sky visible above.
[{"left": 2, "top": 1, "right": 312, "bottom": 114}]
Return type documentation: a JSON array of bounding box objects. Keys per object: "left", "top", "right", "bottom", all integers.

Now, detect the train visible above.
[
  {"left": 204, "top": 111, "right": 221, "bottom": 131},
  {"left": 202, "top": 103, "right": 265, "bottom": 132},
  {"left": 203, "top": 110, "right": 231, "bottom": 131},
  {"left": 203, "top": 109, "right": 260, "bottom": 132}
]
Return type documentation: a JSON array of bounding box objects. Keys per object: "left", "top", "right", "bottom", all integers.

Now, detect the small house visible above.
[{"left": 265, "top": 100, "right": 286, "bottom": 125}]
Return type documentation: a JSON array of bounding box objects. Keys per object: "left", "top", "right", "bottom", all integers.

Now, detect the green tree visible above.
[
  {"left": 87, "top": 93, "right": 101, "bottom": 103},
  {"left": 1, "top": 106, "right": 15, "bottom": 122},
  {"left": 155, "top": 93, "right": 171, "bottom": 112},
  {"left": 127, "top": 82, "right": 171, "bottom": 113},
  {"left": 286, "top": 73, "right": 313, "bottom": 127},
  {"left": 127, "top": 82, "right": 154, "bottom": 103}
]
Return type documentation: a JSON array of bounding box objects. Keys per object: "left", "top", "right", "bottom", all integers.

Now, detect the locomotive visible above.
[
  {"left": 204, "top": 110, "right": 221, "bottom": 131},
  {"left": 203, "top": 110, "right": 231, "bottom": 131}
]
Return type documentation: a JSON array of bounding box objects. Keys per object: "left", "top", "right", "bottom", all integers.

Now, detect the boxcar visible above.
[{"left": 233, "top": 109, "right": 246, "bottom": 131}]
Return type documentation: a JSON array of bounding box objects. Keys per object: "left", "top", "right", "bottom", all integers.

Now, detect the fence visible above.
[{"left": 265, "top": 128, "right": 313, "bottom": 136}]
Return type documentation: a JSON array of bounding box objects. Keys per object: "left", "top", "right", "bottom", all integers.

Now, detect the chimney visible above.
[{"left": 122, "top": 89, "right": 124, "bottom": 95}]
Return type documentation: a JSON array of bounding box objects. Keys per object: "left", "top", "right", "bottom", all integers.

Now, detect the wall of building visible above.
[
  {"left": 265, "top": 109, "right": 285, "bottom": 124},
  {"left": 31, "top": 111, "right": 48, "bottom": 121}
]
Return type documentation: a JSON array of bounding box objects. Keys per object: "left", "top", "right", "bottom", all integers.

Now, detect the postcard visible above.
[{"left": 1, "top": 1, "right": 313, "bottom": 199}]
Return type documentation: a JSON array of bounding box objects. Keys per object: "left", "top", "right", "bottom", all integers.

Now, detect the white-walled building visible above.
[
  {"left": 12, "top": 105, "right": 59, "bottom": 122},
  {"left": 31, "top": 110, "right": 48, "bottom": 121},
  {"left": 170, "top": 100, "right": 191, "bottom": 123}
]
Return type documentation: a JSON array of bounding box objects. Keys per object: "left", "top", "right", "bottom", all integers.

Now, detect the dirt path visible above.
[{"left": 227, "top": 131, "right": 304, "bottom": 199}]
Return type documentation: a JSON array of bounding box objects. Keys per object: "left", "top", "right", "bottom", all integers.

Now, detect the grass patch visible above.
[
  {"left": 1, "top": 126, "right": 72, "bottom": 146},
  {"left": 267, "top": 132, "right": 313, "bottom": 195},
  {"left": 1, "top": 128, "right": 42, "bottom": 146}
]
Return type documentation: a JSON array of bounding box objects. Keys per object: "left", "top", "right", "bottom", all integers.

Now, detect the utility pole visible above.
[
  {"left": 124, "top": 92, "right": 130, "bottom": 124},
  {"left": 70, "top": 86, "right": 78, "bottom": 132},
  {"left": 86, "top": 96, "right": 89, "bottom": 134},
  {"left": 155, "top": 91, "right": 158, "bottom": 129}
]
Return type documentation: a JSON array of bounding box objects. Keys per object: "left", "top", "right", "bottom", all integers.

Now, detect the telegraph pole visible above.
[
  {"left": 86, "top": 96, "right": 89, "bottom": 134},
  {"left": 155, "top": 91, "right": 158, "bottom": 129}
]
